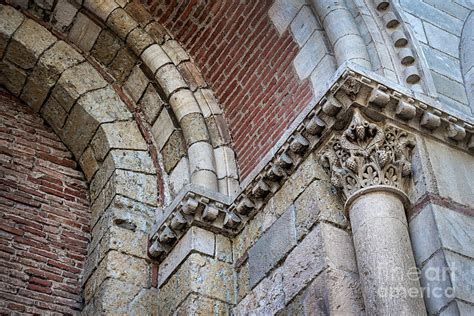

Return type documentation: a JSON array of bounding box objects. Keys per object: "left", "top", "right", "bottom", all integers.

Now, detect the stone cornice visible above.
[{"left": 149, "top": 64, "right": 474, "bottom": 261}]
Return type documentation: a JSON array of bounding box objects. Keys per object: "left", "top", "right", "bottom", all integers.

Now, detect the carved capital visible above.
[{"left": 319, "top": 109, "right": 415, "bottom": 204}]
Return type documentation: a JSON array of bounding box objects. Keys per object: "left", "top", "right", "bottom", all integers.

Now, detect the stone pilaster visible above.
[{"left": 319, "top": 108, "right": 426, "bottom": 315}]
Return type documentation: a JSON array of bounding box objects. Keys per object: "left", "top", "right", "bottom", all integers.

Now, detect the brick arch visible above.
[{"left": 1, "top": 5, "right": 159, "bottom": 313}]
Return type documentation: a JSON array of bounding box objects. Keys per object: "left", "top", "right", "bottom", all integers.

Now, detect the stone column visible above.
[{"left": 320, "top": 109, "right": 426, "bottom": 315}]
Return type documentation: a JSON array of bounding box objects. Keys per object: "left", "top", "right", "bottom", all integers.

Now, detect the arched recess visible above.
[
  {"left": 3, "top": 0, "right": 239, "bottom": 203},
  {"left": 1, "top": 5, "right": 159, "bottom": 313},
  {"left": 461, "top": 11, "right": 474, "bottom": 113}
]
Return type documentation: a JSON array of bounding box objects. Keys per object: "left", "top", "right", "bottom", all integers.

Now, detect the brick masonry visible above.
[
  {"left": 0, "top": 93, "right": 90, "bottom": 314},
  {"left": 142, "top": 0, "right": 314, "bottom": 178}
]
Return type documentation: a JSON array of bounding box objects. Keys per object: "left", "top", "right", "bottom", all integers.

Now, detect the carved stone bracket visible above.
[
  {"left": 319, "top": 108, "right": 415, "bottom": 206},
  {"left": 148, "top": 65, "right": 474, "bottom": 262}
]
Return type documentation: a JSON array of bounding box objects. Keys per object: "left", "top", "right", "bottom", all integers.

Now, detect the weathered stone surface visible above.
[
  {"left": 139, "top": 84, "right": 165, "bottom": 124},
  {"left": 169, "top": 88, "right": 201, "bottom": 121},
  {"left": 248, "top": 206, "right": 297, "bottom": 289},
  {"left": 124, "top": 1, "right": 152, "bottom": 26},
  {"left": 151, "top": 107, "right": 175, "bottom": 150},
  {"left": 90, "top": 149, "right": 155, "bottom": 201},
  {"left": 158, "top": 227, "right": 215, "bottom": 287},
  {"left": 51, "top": 62, "right": 107, "bottom": 112},
  {"left": 180, "top": 113, "right": 209, "bottom": 145},
  {"left": 174, "top": 293, "right": 232, "bottom": 315},
  {"left": 21, "top": 40, "right": 84, "bottom": 111},
  {"left": 85, "top": 278, "right": 142, "bottom": 314},
  {"left": 145, "top": 21, "right": 170, "bottom": 45},
  {"left": 6, "top": 19, "right": 56, "bottom": 69},
  {"left": 278, "top": 268, "right": 364, "bottom": 315},
  {"left": 194, "top": 88, "right": 223, "bottom": 118},
  {"left": 178, "top": 61, "right": 206, "bottom": 91},
  {"left": 90, "top": 121, "right": 147, "bottom": 162},
  {"left": 106, "top": 9, "right": 138, "bottom": 40},
  {"left": 168, "top": 156, "right": 190, "bottom": 196},
  {"left": 0, "top": 60, "right": 27, "bottom": 96},
  {"left": 206, "top": 115, "right": 232, "bottom": 147},
  {"left": 161, "top": 130, "right": 187, "bottom": 173},
  {"left": 214, "top": 146, "right": 238, "bottom": 179},
  {"left": 127, "top": 288, "right": 159, "bottom": 316},
  {"left": 84, "top": 250, "right": 149, "bottom": 302},
  {"left": 91, "top": 30, "right": 122, "bottom": 66},
  {"left": 162, "top": 40, "right": 190, "bottom": 65},
  {"left": 188, "top": 141, "right": 215, "bottom": 174},
  {"left": 51, "top": 0, "right": 78, "bottom": 31},
  {"left": 268, "top": 0, "right": 304, "bottom": 34},
  {"left": 109, "top": 47, "right": 136, "bottom": 84},
  {"left": 424, "top": 138, "right": 474, "bottom": 207},
  {"left": 158, "top": 253, "right": 234, "bottom": 313},
  {"left": 124, "top": 66, "right": 148, "bottom": 103},
  {"left": 126, "top": 27, "right": 154, "bottom": 56},
  {"left": 80, "top": 146, "right": 100, "bottom": 180},
  {"left": 155, "top": 64, "right": 187, "bottom": 96},
  {"left": 0, "top": 5, "right": 24, "bottom": 58},
  {"left": 68, "top": 12, "right": 101, "bottom": 52},
  {"left": 141, "top": 44, "right": 172, "bottom": 74},
  {"left": 290, "top": 5, "right": 320, "bottom": 47},
  {"left": 215, "top": 234, "right": 233, "bottom": 264},
  {"left": 41, "top": 95, "right": 68, "bottom": 133},
  {"left": 294, "top": 172, "right": 346, "bottom": 240},
  {"left": 294, "top": 30, "right": 327, "bottom": 80}
]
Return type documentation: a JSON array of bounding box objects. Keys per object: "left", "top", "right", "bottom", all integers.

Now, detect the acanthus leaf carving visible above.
[{"left": 320, "top": 108, "right": 415, "bottom": 202}]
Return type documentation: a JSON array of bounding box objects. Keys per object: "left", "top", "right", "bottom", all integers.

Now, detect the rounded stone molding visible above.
[{"left": 344, "top": 184, "right": 410, "bottom": 215}]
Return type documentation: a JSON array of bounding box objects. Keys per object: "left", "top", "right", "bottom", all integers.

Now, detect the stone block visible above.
[
  {"left": 86, "top": 278, "right": 141, "bottom": 314},
  {"left": 158, "top": 253, "right": 234, "bottom": 313},
  {"left": 174, "top": 293, "right": 232, "bottom": 315},
  {"left": 424, "top": 138, "right": 474, "bottom": 207},
  {"left": 0, "top": 60, "right": 27, "bottom": 96},
  {"left": 84, "top": 250, "right": 149, "bottom": 302},
  {"left": 79, "top": 146, "right": 100, "bottom": 180},
  {"left": 191, "top": 169, "right": 218, "bottom": 191},
  {"left": 138, "top": 84, "right": 165, "bottom": 124},
  {"left": 127, "top": 288, "right": 159, "bottom": 316},
  {"left": 248, "top": 206, "right": 297, "bottom": 288},
  {"left": 294, "top": 175, "right": 346, "bottom": 240},
  {"left": 294, "top": 30, "right": 327, "bottom": 80},
  {"left": 126, "top": 27, "right": 154, "bottom": 56},
  {"left": 421, "top": 44, "right": 463, "bottom": 82},
  {"left": 108, "top": 47, "right": 136, "bottom": 84},
  {"left": 206, "top": 115, "right": 232, "bottom": 147},
  {"left": 145, "top": 21, "right": 170, "bottom": 45},
  {"left": 106, "top": 9, "right": 138, "bottom": 40},
  {"left": 268, "top": 0, "right": 304, "bottom": 34},
  {"left": 124, "top": 1, "right": 152, "bottom": 26},
  {"left": 0, "top": 5, "right": 24, "bottom": 58},
  {"left": 431, "top": 71, "right": 468, "bottom": 105},
  {"left": 91, "top": 30, "right": 122, "bottom": 66},
  {"left": 141, "top": 44, "right": 172, "bottom": 74},
  {"left": 161, "top": 130, "right": 187, "bottom": 173},
  {"left": 21, "top": 40, "right": 84, "bottom": 111},
  {"left": 218, "top": 177, "right": 240, "bottom": 198},
  {"left": 214, "top": 146, "right": 238, "bottom": 179},
  {"left": 178, "top": 61, "right": 206, "bottom": 91},
  {"left": 310, "top": 54, "right": 337, "bottom": 95},
  {"left": 6, "top": 19, "right": 56, "bottom": 70},
  {"left": 83, "top": 0, "right": 118, "bottom": 21},
  {"left": 169, "top": 88, "right": 201, "bottom": 121},
  {"left": 158, "top": 226, "right": 215, "bottom": 287},
  {"left": 90, "top": 149, "right": 155, "bottom": 200},
  {"left": 68, "top": 12, "right": 101, "bottom": 53},
  {"left": 444, "top": 251, "right": 474, "bottom": 304},
  {"left": 188, "top": 141, "right": 215, "bottom": 173},
  {"left": 90, "top": 121, "right": 147, "bottom": 162},
  {"left": 215, "top": 234, "right": 233, "bottom": 263},
  {"left": 162, "top": 40, "right": 190, "bottom": 65},
  {"left": 41, "top": 95, "right": 68, "bottom": 134},
  {"left": 151, "top": 107, "right": 175, "bottom": 150},
  {"left": 155, "top": 64, "right": 187, "bottom": 97},
  {"left": 424, "top": 22, "right": 461, "bottom": 59},
  {"left": 51, "top": 62, "right": 107, "bottom": 112},
  {"left": 168, "top": 157, "right": 190, "bottom": 196},
  {"left": 290, "top": 5, "right": 320, "bottom": 47},
  {"left": 194, "top": 88, "right": 223, "bottom": 118},
  {"left": 51, "top": 0, "right": 78, "bottom": 31},
  {"left": 124, "top": 66, "right": 149, "bottom": 103}
]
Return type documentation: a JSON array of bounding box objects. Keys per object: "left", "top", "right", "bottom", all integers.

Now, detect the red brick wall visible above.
[
  {"left": 0, "top": 93, "right": 90, "bottom": 314},
  {"left": 143, "top": 0, "right": 314, "bottom": 178}
]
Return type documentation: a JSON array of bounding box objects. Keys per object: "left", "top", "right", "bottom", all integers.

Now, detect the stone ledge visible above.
[{"left": 149, "top": 63, "right": 474, "bottom": 262}]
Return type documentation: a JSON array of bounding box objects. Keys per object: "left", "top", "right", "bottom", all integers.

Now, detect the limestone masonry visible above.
[{"left": 0, "top": 0, "right": 473, "bottom": 315}]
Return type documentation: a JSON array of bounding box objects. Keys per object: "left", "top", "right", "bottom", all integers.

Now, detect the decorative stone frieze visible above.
[
  {"left": 149, "top": 65, "right": 474, "bottom": 262},
  {"left": 319, "top": 108, "right": 415, "bottom": 204}
]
